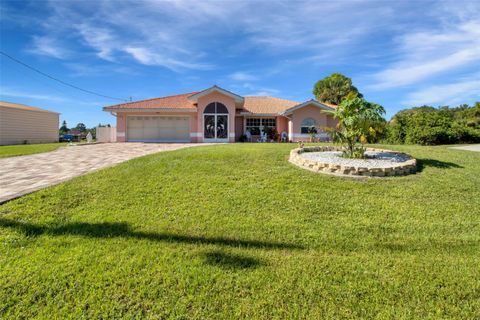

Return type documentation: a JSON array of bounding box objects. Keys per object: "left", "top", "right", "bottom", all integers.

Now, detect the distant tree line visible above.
[
  {"left": 385, "top": 103, "right": 480, "bottom": 145},
  {"left": 313, "top": 73, "right": 480, "bottom": 146},
  {"left": 59, "top": 121, "right": 111, "bottom": 139}
]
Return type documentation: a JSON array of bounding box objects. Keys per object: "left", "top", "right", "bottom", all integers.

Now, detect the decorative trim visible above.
[
  {"left": 190, "top": 132, "right": 202, "bottom": 137},
  {"left": 292, "top": 133, "right": 329, "bottom": 138}
]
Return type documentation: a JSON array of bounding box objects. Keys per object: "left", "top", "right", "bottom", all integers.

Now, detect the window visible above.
[
  {"left": 204, "top": 102, "right": 228, "bottom": 114},
  {"left": 301, "top": 118, "right": 317, "bottom": 134},
  {"left": 245, "top": 118, "right": 276, "bottom": 135},
  {"left": 246, "top": 118, "right": 261, "bottom": 135},
  {"left": 262, "top": 118, "right": 276, "bottom": 128}
]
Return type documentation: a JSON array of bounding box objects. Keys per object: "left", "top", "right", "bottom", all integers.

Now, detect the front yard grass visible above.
[
  {"left": 0, "top": 142, "right": 67, "bottom": 158},
  {"left": 0, "top": 144, "right": 479, "bottom": 319}
]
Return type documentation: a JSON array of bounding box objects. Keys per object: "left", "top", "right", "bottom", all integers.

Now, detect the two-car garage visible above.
[{"left": 126, "top": 116, "right": 190, "bottom": 142}]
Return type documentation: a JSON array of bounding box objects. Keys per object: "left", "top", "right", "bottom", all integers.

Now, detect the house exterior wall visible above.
[
  {"left": 115, "top": 111, "right": 198, "bottom": 142},
  {"left": 197, "top": 92, "right": 236, "bottom": 142},
  {"left": 290, "top": 104, "right": 336, "bottom": 142},
  {"left": 276, "top": 116, "right": 288, "bottom": 136},
  {"left": 235, "top": 116, "right": 244, "bottom": 141},
  {"left": 0, "top": 106, "right": 59, "bottom": 145}
]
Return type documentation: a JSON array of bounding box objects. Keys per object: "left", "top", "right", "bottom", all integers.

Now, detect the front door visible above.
[{"left": 204, "top": 114, "right": 228, "bottom": 142}]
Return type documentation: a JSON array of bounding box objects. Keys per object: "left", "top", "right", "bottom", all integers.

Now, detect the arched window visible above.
[
  {"left": 204, "top": 102, "right": 228, "bottom": 114},
  {"left": 301, "top": 118, "right": 317, "bottom": 134}
]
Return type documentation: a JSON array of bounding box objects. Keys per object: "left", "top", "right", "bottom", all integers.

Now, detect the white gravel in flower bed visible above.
[{"left": 300, "top": 151, "right": 413, "bottom": 169}]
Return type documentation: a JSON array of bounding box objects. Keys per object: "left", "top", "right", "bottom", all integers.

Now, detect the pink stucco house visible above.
[{"left": 103, "top": 85, "right": 337, "bottom": 143}]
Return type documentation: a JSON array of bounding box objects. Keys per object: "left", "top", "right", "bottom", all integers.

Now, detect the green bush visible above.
[
  {"left": 386, "top": 103, "right": 480, "bottom": 145},
  {"left": 238, "top": 134, "right": 248, "bottom": 142}
]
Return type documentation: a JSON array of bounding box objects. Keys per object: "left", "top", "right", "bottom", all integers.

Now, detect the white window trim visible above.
[
  {"left": 292, "top": 133, "right": 329, "bottom": 138},
  {"left": 244, "top": 117, "right": 277, "bottom": 135}
]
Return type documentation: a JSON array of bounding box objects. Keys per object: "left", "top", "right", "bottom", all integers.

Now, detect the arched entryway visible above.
[{"left": 203, "top": 102, "right": 229, "bottom": 142}]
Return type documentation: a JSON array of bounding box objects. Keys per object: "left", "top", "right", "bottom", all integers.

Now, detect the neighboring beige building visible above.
[{"left": 0, "top": 101, "right": 59, "bottom": 145}]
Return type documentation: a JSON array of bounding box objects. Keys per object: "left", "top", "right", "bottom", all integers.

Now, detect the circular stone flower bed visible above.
[{"left": 289, "top": 146, "right": 417, "bottom": 177}]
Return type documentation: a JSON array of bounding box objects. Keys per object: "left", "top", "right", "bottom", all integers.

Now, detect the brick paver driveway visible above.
[{"left": 0, "top": 143, "right": 202, "bottom": 203}]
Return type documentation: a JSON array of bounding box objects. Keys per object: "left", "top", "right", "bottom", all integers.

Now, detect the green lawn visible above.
[
  {"left": 0, "top": 143, "right": 67, "bottom": 158},
  {"left": 1, "top": 144, "right": 479, "bottom": 319}
]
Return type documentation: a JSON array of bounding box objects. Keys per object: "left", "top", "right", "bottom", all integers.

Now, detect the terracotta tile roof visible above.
[
  {"left": 104, "top": 92, "right": 199, "bottom": 110},
  {"left": 242, "top": 96, "right": 299, "bottom": 114},
  {"left": 103, "top": 92, "right": 326, "bottom": 114},
  {"left": 0, "top": 101, "right": 59, "bottom": 114}
]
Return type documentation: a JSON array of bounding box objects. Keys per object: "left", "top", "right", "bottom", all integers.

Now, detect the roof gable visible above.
[
  {"left": 280, "top": 100, "right": 336, "bottom": 115},
  {"left": 188, "top": 85, "right": 244, "bottom": 104}
]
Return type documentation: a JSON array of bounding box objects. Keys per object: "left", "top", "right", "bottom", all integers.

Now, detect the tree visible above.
[
  {"left": 386, "top": 103, "right": 480, "bottom": 145},
  {"left": 59, "top": 120, "right": 69, "bottom": 135},
  {"left": 313, "top": 73, "right": 363, "bottom": 105},
  {"left": 327, "top": 98, "right": 385, "bottom": 158},
  {"left": 75, "top": 123, "right": 87, "bottom": 132}
]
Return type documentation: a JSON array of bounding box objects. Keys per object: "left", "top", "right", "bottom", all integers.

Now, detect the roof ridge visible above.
[
  {"left": 245, "top": 95, "right": 300, "bottom": 102},
  {"left": 105, "top": 91, "right": 199, "bottom": 108},
  {"left": 0, "top": 101, "right": 59, "bottom": 113}
]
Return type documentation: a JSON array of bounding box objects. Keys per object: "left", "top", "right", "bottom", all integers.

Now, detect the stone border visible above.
[{"left": 289, "top": 146, "right": 417, "bottom": 177}]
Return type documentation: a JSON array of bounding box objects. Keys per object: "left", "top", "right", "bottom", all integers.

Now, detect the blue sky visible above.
[{"left": 1, "top": 0, "right": 479, "bottom": 128}]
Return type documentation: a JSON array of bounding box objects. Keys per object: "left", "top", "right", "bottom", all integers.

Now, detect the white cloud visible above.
[
  {"left": 370, "top": 20, "right": 480, "bottom": 89},
  {"left": 29, "top": 36, "right": 69, "bottom": 59},
  {"left": 0, "top": 87, "right": 103, "bottom": 106},
  {"left": 232, "top": 83, "right": 281, "bottom": 97},
  {"left": 124, "top": 47, "right": 212, "bottom": 71},
  {"left": 17, "top": 0, "right": 480, "bottom": 88},
  {"left": 75, "top": 23, "right": 117, "bottom": 61},
  {"left": 22, "top": 0, "right": 403, "bottom": 71},
  {"left": 0, "top": 87, "right": 68, "bottom": 102},
  {"left": 403, "top": 78, "right": 480, "bottom": 106},
  {"left": 229, "top": 72, "right": 258, "bottom": 81},
  {"left": 63, "top": 63, "right": 133, "bottom": 77}
]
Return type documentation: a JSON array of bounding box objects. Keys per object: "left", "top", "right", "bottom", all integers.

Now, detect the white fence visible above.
[{"left": 96, "top": 126, "right": 116, "bottom": 143}]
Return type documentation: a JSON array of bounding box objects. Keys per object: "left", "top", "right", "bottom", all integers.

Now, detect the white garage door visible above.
[{"left": 127, "top": 116, "right": 190, "bottom": 142}]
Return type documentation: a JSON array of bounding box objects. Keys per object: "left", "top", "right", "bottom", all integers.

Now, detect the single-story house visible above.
[
  {"left": 103, "top": 85, "right": 337, "bottom": 143},
  {"left": 0, "top": 101, "right": 59, "bottom": 145}
]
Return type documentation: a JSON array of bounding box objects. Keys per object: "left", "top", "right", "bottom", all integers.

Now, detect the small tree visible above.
[
  {"left": 313, "top": 73, "right": 363, "bottom": 105},
  {"left": 59, "top": 120, "right": 69, "bottom": 135},
  {"left": 75, "top": 123, "right": 87, "bottom": 132},
  {"left": 327, "top": 98, "right": 385, "bottom": 159}
]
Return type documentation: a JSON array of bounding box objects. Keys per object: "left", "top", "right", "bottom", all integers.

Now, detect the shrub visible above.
[
  {"left": 327, "top": 98, "right": 385, "bottom": 158},
  {"left": 263, "top": 127, "right": 279, "bottom": 142},
  {"left": 386, "top": 103, "right": 480, "bottom": 145}
]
